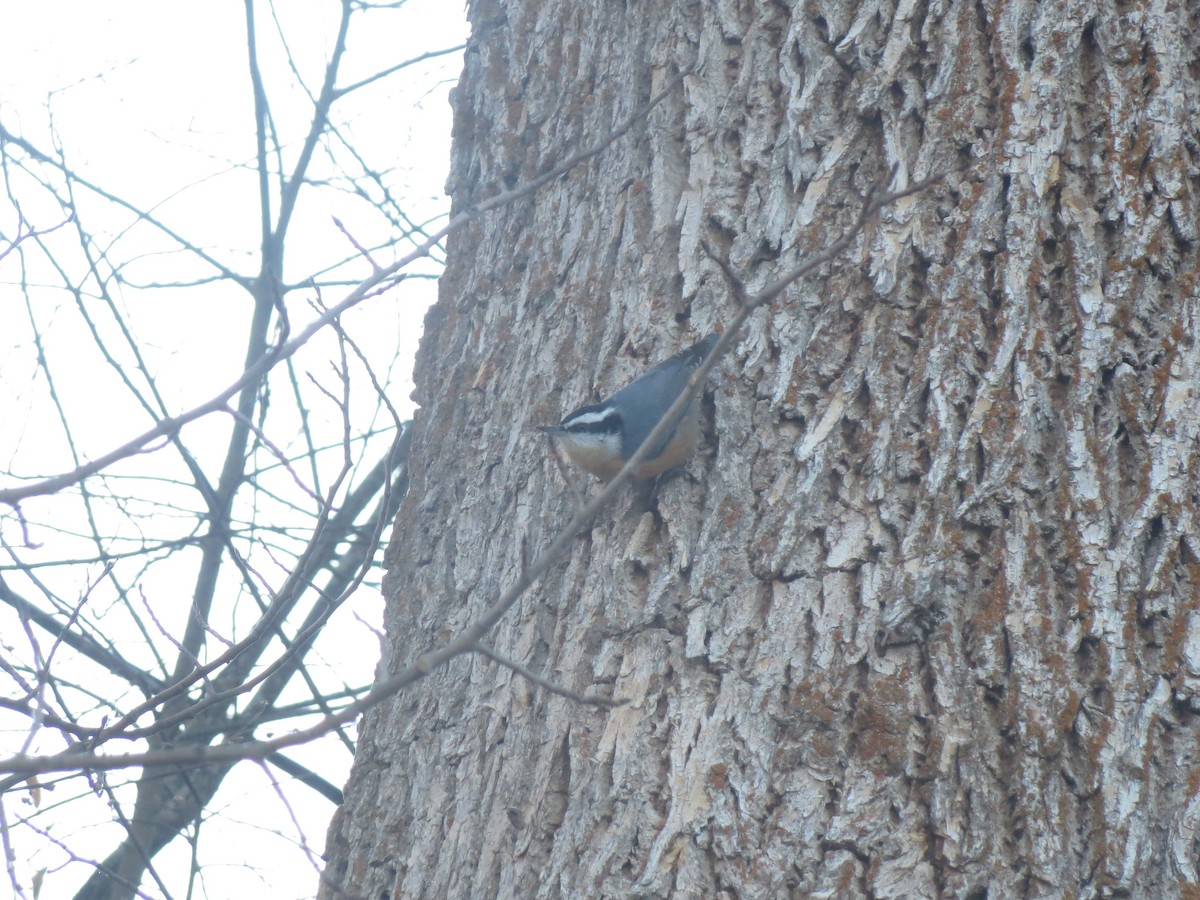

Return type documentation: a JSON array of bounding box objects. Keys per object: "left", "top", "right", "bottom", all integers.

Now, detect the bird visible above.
[{"left": 538, "top": 333, "right": 719, "bottom": 481}]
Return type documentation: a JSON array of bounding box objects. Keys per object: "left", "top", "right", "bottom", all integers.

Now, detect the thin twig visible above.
[
  {"left": 332, "top": 216, "right": 383, "bottom": 272},
  {"left": 0, "top": 69, "right": 692, "bottom": 508},
  {"left": 0, "top": 112, "right": 940, "bottom": 780},
  {"left": 474, "top": 642, "right": 627, "bottom": 708}
]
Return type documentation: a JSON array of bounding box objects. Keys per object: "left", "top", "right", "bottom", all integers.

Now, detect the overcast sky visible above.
[{"left": 0, "top": 3, "right": 468, "bottom": 896}]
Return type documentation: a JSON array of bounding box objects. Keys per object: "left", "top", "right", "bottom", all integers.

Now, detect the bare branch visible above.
[
  {"left": 334, "top": 44, "right": 467, "bottom": 98},
  {"left": 0, "top": 67, "right": 691, "bottom": 506},
  {"left": 0, "top": 160, "right": 938, "bottom": 779},
  {"left": 474, "top": 643, "right": 627, "bottom": 708},
  {"left": 0, "top": 123, "right": 248, "bottom": 285},
  {"left": 0, "top": 210, "right": 74, "bottom": 265}
]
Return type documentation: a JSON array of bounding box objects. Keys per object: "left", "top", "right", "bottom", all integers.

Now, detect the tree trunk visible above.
[{"left": 322, "top": 0, "right": 1200, "bottom": 897}]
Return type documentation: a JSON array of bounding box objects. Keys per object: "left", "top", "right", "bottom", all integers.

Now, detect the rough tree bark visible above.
[{"left": 322, "top": 0, "right": 1200, "bottom": 897}]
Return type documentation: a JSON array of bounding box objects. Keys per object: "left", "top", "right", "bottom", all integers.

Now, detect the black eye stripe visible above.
[
  {"left": 565, "top": 421, "right": 616, "bottom": 435},
  {"left": 561, "top": 408, "right": 622, "bottom": 435}
]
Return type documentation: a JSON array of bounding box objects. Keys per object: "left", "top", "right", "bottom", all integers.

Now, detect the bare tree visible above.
[
  {"left": 0, "top": 3, "right": 463, "bottom": 897},
  {"left": 322, "top": 0, "right": 1200, "bottom": 898}
]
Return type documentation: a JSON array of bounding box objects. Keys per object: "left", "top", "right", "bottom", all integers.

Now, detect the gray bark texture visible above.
[{"left": 322, "top": 0, "right": 1200, "bottom": 897}]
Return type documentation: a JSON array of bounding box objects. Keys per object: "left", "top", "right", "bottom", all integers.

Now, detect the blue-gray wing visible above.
[{"left": 610, "top": 333, "right": 718, "bottom": 459}]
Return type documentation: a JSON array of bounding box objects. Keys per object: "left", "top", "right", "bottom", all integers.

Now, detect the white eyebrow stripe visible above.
[{"left": 563, "top": 409, "right": 617, "bottom": 427}]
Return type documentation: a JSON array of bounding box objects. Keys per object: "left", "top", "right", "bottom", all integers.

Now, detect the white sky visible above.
[{"left": 0, "top": 2, "right": 468, "bottom": 897}]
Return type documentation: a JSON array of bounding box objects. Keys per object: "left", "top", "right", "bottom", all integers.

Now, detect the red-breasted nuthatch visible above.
[{"left": 539, "top": 333, "right": 719, "bottom": 481}]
